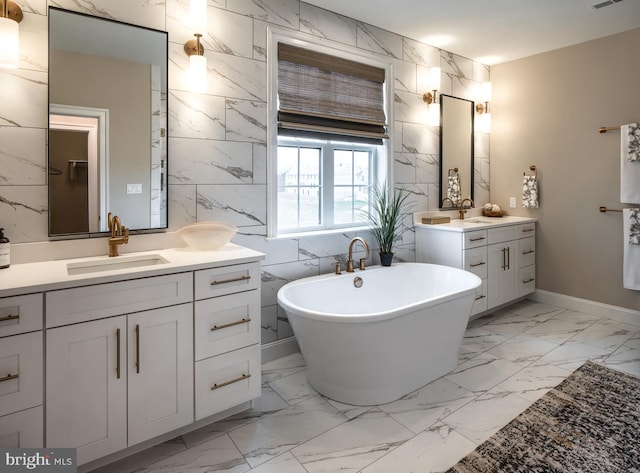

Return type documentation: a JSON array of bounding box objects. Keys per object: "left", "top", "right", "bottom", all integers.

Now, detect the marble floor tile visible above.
[
  {"left": 444, "top": 352, "right": 523, "bottom": 393},
  {"left": 458, "top": 327, "right": 510, "bottom": 361},
  {"left": 90, "top": 437, "right": 187, "bottom": 473},
  {"left": 290, "top": 408, "right": 414, "bottom": 473},
  {"left": 441, "top": 388, "right": 533, "bottom": 445},
  {"left": 569, "top": 318, "right": 637, "bottom": 351},
  {"left": 260, "top": 352, "right": 306, "bottom": 383},
  {"left": 268, "top": 369, "right": 317, "bottom": 405},
  {"left": 522, "top": 310, "right": 601, "bottom": 343},
  {"left": 487, "top": 333, "right": 560, "bottom": 366},
  {"left": 494, "top": 363, "right": 572, "bottom": 403},
  {"left": 535, "top": 339, "right": 614, "bottom": 371},
  {"left": 379, "top": 377, "right": 476, "bottom": 434},
  {"left": 360, "top": 423, "right": 477, "bottom": 473},
  {"left": 603, "top": 338, "right": 640, "bottom": 377},
  {"left": 246, "top": 452, "right": 308, "bottom": 473},
  {"left": 229, "top": 395, "right": 347, "bottom": 468}
]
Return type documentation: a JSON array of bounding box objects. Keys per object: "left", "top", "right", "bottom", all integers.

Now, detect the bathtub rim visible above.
[{"left": 277, "top": 262, "right": 481, "bottom": 323}]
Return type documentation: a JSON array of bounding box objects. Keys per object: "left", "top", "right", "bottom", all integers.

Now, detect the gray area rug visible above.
[{"left": 446, "top": 361, "right": 640, "bottom": 473}]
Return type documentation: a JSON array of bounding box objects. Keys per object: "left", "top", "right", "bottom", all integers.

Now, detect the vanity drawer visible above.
[
  {"left": 519, "top": 266, "right": 536, "bottom": 296},
  {"left": 194, "top": 344, "right": 261, "bottom": 421},
  {"left": 464, "top": 247, "right": 487, "bottom": 278},
  {"left": 519, "top": 223, "right": 536, "bottom": 238},
  {"left": 0, "top": 294, "right": 42, "bottom": 338},
  {"left": 519, "top": 237, "right": 536, "bottom": 268},
  {"left": 195, "top": 262, "right": 261, "bottom": 301},
  {"left": 194, "top": 290, "right": 260, "bottom": 361},
  {"left": 488, "top": 225, "right": 519, "bottom": 244},
  {"left": 0, "top": 331, "right": 43, "bottom": 417},
  {"left": 0, "top": 406, "right": 43, "bottom": 448},
  {"left": 46, "top": 273, "right": 192, "bottom": 328},
  {"left": 463, "top": 230, "right": 488, "bottom": 249}
]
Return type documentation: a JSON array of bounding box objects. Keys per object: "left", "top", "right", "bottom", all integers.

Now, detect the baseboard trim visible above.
[
  {"left": 261, "top": 337, "right": 299, "bottom": 364},
  {"left": 530, "top": 289, "right": 640, "bottom": 327}
]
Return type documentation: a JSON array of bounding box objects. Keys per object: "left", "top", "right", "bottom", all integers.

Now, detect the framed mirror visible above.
[
  {"left": 48, "top": 7, "right": 168, "bottom": 236},
  {"left": 439, "top": 94, "right": 474, "bottom": 208}
]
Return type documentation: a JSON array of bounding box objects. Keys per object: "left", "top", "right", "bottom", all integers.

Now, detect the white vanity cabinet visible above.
[
  {"left": 0, "top": 294, "right": 44, "bottom": 448},
  {"left": 416, "top": 217, "right": 536, "bottom": 316},
  {"left": 45, "top": 274, "right": 194, "bottom": 465}
]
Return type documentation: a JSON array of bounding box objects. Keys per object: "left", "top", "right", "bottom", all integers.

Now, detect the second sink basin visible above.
[{"left": 67, "top": 254, "right": 169, "bottom": 276}]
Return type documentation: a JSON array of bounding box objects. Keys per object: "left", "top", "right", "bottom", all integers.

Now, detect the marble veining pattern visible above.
[{"left": 91, "top": 302, "right": 640, "bottom": 473}]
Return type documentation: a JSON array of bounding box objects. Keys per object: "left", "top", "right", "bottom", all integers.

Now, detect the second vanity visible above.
[
  {"left": 415, "top": 215, "right": 537, "bottom": 317},
  {"left": 0, "top": 244, "right": 264, "bottom": 470}
]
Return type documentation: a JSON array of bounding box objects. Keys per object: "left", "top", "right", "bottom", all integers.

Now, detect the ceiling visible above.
[{"left": 302, "top": 0, "right": 640, "bottom": 65}]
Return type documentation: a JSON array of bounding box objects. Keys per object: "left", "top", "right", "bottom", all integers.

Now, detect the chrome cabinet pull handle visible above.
[
  {"left": 210, "top": 275, "right": 250, "bottom": 286},
  {"left": 116, "top": 328, "right": 121, "bottom": 379},
  {"left": 211, "top": 373, "right": 251, "bottom": 391},
  {"left": 211, "top": 318, "right": 251, "bottom": 332},
  {"left": 0, "top": 373, "right": 19, "bottom": 383},
  {"left": 469, "top": 237, "right": 485, "bottom": 242},
  {"left": 0, "top": 314, "right": 19, "bottom": 323},
  {"left": 135, "top": 324, "right": 140, "bottom": 374},
  {"left": 470, "top": 262, "right": 486, "bottom": 267}
]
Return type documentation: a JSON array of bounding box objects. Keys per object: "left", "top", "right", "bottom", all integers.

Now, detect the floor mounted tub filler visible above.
[{"left": 277, "top": 262, "right": 482, "bottom": 405}]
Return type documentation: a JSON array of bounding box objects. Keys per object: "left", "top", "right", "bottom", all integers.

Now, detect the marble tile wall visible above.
[{"left": 0, "top": 0, "right": 490, "bottom": 344}]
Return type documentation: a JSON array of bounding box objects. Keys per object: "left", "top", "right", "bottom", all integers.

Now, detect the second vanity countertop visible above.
[
  {"left": 0, "top": 244, "right": 265, "bottom": 298},
  {"left": 414, "top": 214, "right": 537, "bottom": 233}
]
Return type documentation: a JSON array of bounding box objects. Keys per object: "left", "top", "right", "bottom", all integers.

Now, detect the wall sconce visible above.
[
  {"left": 423, "top": 67, "right": 441, "bottom": 127},
  {"left": 183, "top": 0, "right": 207, "bottom": 93},
  {"left": 475, "top": 82, "right": 491, "bottom": 133},
  {"left": 184, "top": 33, "right": 207, "bottom": 93},
  {"left": 0, "top": 0, "right": 23, "bottom": 69}
]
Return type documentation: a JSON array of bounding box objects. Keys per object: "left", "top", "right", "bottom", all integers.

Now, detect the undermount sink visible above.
[
  {"left": 67, "top": 254, "right": 169, "bottom": 276},
  {"left": 463, "top": 218, "right": 493, "bottom": 224}
]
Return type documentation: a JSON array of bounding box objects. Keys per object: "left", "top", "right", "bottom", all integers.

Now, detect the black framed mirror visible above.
[
  {"left": 439, "top": 94, "right": 474, "bottom": 208},
  {"left": 48, "top": 7, "right": 168, "bottom": 236}
]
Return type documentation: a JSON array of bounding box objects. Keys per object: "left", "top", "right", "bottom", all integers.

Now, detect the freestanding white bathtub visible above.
[{"left": 277, "top": 262, "right": 481, "bottom": 405}]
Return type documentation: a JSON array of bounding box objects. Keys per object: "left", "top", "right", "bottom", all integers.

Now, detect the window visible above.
[
  {"left": 277, "top": 138, "right": 376, "bottom": 233},
  {"left": 268, "top": 31, "right": 392, "bottom": 237}
]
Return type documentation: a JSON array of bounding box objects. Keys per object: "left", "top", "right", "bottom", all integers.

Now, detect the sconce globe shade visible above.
[
  {"left": 189, "top": 54, "right": 207, "bottom": 93},
  {"left": 0, "top": 17, "right": 19, "bottom": 69},
  {"left": 428, "top": 102, "right": 440, "bottom": 127},
  {"left": 429, "top": 66, "right": 441, "bottom": 91},
  {"left": 478, "top": 112, "right": 491, "bottom": 133},
  {"left": 190, "top": 0, "right": 208, "bottom": 34},
  {"left": 481, "top": 82, "right": 492, "bottom": 102}
]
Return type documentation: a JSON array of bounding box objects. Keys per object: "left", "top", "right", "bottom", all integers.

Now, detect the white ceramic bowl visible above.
[{"left": 176, "top": 221, "right": 238, "bottom": 250}]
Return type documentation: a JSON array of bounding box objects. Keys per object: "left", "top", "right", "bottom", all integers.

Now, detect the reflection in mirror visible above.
[
  {"left": 439, "top": 94, "right": 474, "bottom": 208},
  {"left": 48, "top": 7, "right": 168, "bottom": 236}
]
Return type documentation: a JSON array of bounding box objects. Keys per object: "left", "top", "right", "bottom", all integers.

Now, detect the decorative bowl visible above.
[
  {"left": 176, "top": 221, "right": 238, "bottom": 250},
  {"left": 482, "top": 209, "right": 507, "bottom": 217}
]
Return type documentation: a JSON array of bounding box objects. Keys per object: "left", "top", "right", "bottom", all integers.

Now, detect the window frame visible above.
[
  {"left": 267, "top": 28, "right": 394, "bottom": 238},
  {"left": 276, "top": 137, "right": 379, "bottom": 234}
]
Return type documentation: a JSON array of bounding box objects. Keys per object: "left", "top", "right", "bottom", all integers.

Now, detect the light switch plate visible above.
[
  {"left": 127, "top": 184, "right": 143, "bottom": 194},
  {"left": 509, "top": 196, "right": 516, "bottom": 208}
]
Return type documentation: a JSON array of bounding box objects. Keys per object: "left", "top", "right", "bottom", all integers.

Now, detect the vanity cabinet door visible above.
[
  {"left": 127, "top": 303, "right": 193, "bottom": 446},
  {"left": 46, "top": 316, "right": 127, "bottom": 466},
  {"left": 487, "top": 241, "right": 518, "bottom": 309}
]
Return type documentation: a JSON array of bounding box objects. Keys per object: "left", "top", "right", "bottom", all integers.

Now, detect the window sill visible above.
[{"left": 267, "top": 225, "right": 369, "bottom": 240}]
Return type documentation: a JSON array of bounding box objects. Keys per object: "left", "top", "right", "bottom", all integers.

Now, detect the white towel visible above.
[
  {"left": 620, "top": 123, "right": 640, "bottom": 204},
  {"left": 623, "top": 209, "right": 640, "bottom": 290},
  {"left": 522, "top": 175, "right": 539, "bottom": 209}
]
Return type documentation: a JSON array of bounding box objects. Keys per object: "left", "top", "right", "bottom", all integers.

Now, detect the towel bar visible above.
[
  {"left": 599, "top": 206, "right": 623, "bottom": 213},
  {"left": 598, "top": 126, "right": 620, "bottom": 133}
]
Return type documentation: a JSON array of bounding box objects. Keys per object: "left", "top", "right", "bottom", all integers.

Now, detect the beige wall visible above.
[{"left": 492, "top": 27, "right": 640, "bottom": 311}]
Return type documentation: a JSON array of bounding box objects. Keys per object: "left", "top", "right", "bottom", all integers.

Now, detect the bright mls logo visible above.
[{"left": 1, "top": 449, "right": 76, "bottom": 472}]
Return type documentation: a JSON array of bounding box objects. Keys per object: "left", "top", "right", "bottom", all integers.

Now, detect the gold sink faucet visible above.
[
  {"left": 347, "top": 237, "right": 370, "bottom": 272},
  {"left": 458, "top": 198, "right": 474, "bottom": 220},
  {"left": 108, "top": 212, "right": 129, "bottom": 257}
]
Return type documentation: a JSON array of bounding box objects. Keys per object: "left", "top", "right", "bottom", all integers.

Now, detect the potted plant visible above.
[{"left": 366, "top": 183, "right": 410, "bottom": 266}]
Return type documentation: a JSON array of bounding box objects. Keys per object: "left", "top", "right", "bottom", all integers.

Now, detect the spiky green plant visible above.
[{"left": 366, "top": 184, "right": 410, "bottom": 254}]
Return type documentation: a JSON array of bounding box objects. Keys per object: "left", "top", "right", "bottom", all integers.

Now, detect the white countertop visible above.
[
  {"left": 0, "top": 243, "right": 265, "bottom": 297},
  {"left": 414, "top": 215, "right": 537, "bottom": 232}
]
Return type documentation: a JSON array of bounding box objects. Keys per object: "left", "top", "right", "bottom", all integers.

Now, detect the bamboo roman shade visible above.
[{"left": 277, "top": 43, "right": 388, "bottom": 143}]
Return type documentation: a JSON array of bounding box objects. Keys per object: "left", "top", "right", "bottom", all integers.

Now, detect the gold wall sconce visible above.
[
  {"left": 475, "top": 82, "right": 492, "bottom": 133},
  {"left": 183, "top": 0, "right": 207, "bottom": 93},
  {"left": 0, "top": 0, "right": 23, "bottom": 69},
  {"left": 422, "top": 67, "right": 441, "bottom": 126}
]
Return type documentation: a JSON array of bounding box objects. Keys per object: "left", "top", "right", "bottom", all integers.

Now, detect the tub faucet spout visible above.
[{"left": 347, "top": 237, "right": 370, "bottom": 272}]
